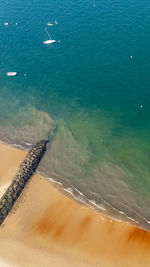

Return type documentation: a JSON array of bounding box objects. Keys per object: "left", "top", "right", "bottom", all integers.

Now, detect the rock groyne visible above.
[{"left": 0, "top": 140, "right": 49, "bottom": 225}]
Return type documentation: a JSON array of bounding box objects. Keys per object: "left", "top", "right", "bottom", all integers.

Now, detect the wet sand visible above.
[{"left": 0, "top": 143, "right": 150, "bottom": 267}]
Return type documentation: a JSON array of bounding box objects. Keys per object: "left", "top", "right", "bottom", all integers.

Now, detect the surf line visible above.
[{"left": 0, "top": 140, "right": 49, "bottom": 225}]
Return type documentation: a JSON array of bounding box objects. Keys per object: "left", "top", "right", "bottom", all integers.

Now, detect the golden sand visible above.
[{"left": 0, "top": 143, "right": 150, "bottom": 267}]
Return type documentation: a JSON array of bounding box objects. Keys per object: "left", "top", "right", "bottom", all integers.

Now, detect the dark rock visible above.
[{"left": 0, "top": 140, "right": 49, "bottom": 225}]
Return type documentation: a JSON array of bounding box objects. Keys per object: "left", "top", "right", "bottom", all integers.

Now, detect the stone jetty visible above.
[{"left": 0, "top": 140, "right": 49, "bottom": 225}]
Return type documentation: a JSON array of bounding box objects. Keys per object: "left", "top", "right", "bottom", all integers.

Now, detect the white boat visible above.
[
  {"left": 47, "top": 22, "right": 53, "bottom": 26},
  {"left": 43, "top": 28, "right": 56, "bottom": 44},
  {"left": 4, "top": 22, "right": 8, "bottom": 26},
  {"left": 7, "top": 72, "right": 17, "bottom": 76},
  {"left": 43, "top": 40, "right": 56, "bottom": 44},
  {"left": 55, "top": 20, "right": 58, "bottom": 24}
]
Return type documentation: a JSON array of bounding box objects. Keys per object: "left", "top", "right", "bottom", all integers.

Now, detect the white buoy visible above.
[
  {"left": 93, "top": 4, "right": 96, "bottom": 7},
  {"left": 140, "top": 105, "right": 143, "bottom": 108},
  {"left": 7, "top": 72, "right": 17, "bottom": 76},
  {"left": 130, "top": 56, "right": 133, "bottom": 59},
  {"left": 16, "top": 22, "right": 18, "bottom": 25}
]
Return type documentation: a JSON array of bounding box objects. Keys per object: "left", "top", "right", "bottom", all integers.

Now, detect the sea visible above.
[{"left": 0, "top": 0, "right": 150, "bottom": 230}]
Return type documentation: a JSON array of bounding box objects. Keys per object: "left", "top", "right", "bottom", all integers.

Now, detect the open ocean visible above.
[{"left": 0, "top": 0, "right": 150, "bottom": 230}]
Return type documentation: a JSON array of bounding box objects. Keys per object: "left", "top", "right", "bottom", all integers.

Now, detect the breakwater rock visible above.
[{"left": 0, "top": 140, "right": 49, "bottom": 225}]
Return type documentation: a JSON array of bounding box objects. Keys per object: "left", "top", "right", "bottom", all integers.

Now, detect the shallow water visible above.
[{"left": 0, "top": 0, "right": 150, "bottom": 229}]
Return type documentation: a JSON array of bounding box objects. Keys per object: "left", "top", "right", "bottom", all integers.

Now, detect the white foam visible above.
[
  {"left": 112, "top": 207, "right": 119, "bottom": 211},
  {"left": 24, "top": 142, "right": 32, "bottom": 146},
  {"left": 13, "top": 143, "right": 27, "bottom": 150},
  {"left": 77, "top": 196, "right": 87, "bottom": 204},
  {"left": 63, "top": 187, "right": 86, "bottom": 204},
  {"left": 72, "top": 185, "right": 84, "bottom": 196},
  {"left": 89, "top": 199, "right": 106, "bottom": 211},
  {"left": 47, "top": 177, "right": 62, "bottom": 186},
  {"left": 112, "top": 207, "right": 126, "bottom": 215},
  {"left": 63, "top": 187, "right": 74, "bottom": 197},
  {"left": 0, "top": 139, "right": 28, "bottom": 151},
  {"left": 126, "top": 216, "right": 138, "bottom": 223},
  {"left": 118, "top": 210, "right": 125, "bottom": 214},
  {"left": 110, "top": 216, "right": 122, "bottom": 223}
]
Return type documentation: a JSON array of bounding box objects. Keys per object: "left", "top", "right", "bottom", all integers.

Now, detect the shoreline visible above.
[
  {"left": 0, "top": 143, "right": 150, "bottom": 266},
  {"left": 0, "top": 140, "right": 141, "bottom": 229}
]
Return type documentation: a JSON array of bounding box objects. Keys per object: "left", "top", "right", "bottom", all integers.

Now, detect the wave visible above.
[
  {"left": 47, "top": 173, "right": 150, "bottom": 232},
  {"left": 46, "top": 174, "right": 142, "bottom": 228}
]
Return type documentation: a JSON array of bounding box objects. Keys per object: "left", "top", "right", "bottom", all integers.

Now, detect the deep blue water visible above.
[{"left": 0, "top": 0, "right": 150, "bottom": 229}]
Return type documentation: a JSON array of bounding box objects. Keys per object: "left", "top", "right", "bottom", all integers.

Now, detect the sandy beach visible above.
[{"left": 0, "top": 143, "right": 150, "bottom": 267}]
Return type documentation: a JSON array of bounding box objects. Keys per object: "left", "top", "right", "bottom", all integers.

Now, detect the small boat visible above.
[
  {"left": 43, "top": 40, "right": 56, "bottom": 44},
  {"left": 55, "top": 20, "right": 58, "bottom": 24},
  {"left": 4, "top": 22, "right": 8, "bottom": 26},
  {"left": 7, "top": 72, "right": 17, "bottom": 76},
  {"left": 43, "top": 28, "right": 56, "bottom": 44},
  {"left": 47, "top": 22, "right": 53, "bottom": 26}
]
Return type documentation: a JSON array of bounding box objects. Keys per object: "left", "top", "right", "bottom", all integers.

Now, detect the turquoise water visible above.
[{"left": 1, "top": 0, "right": 150, "bottom": 229}]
